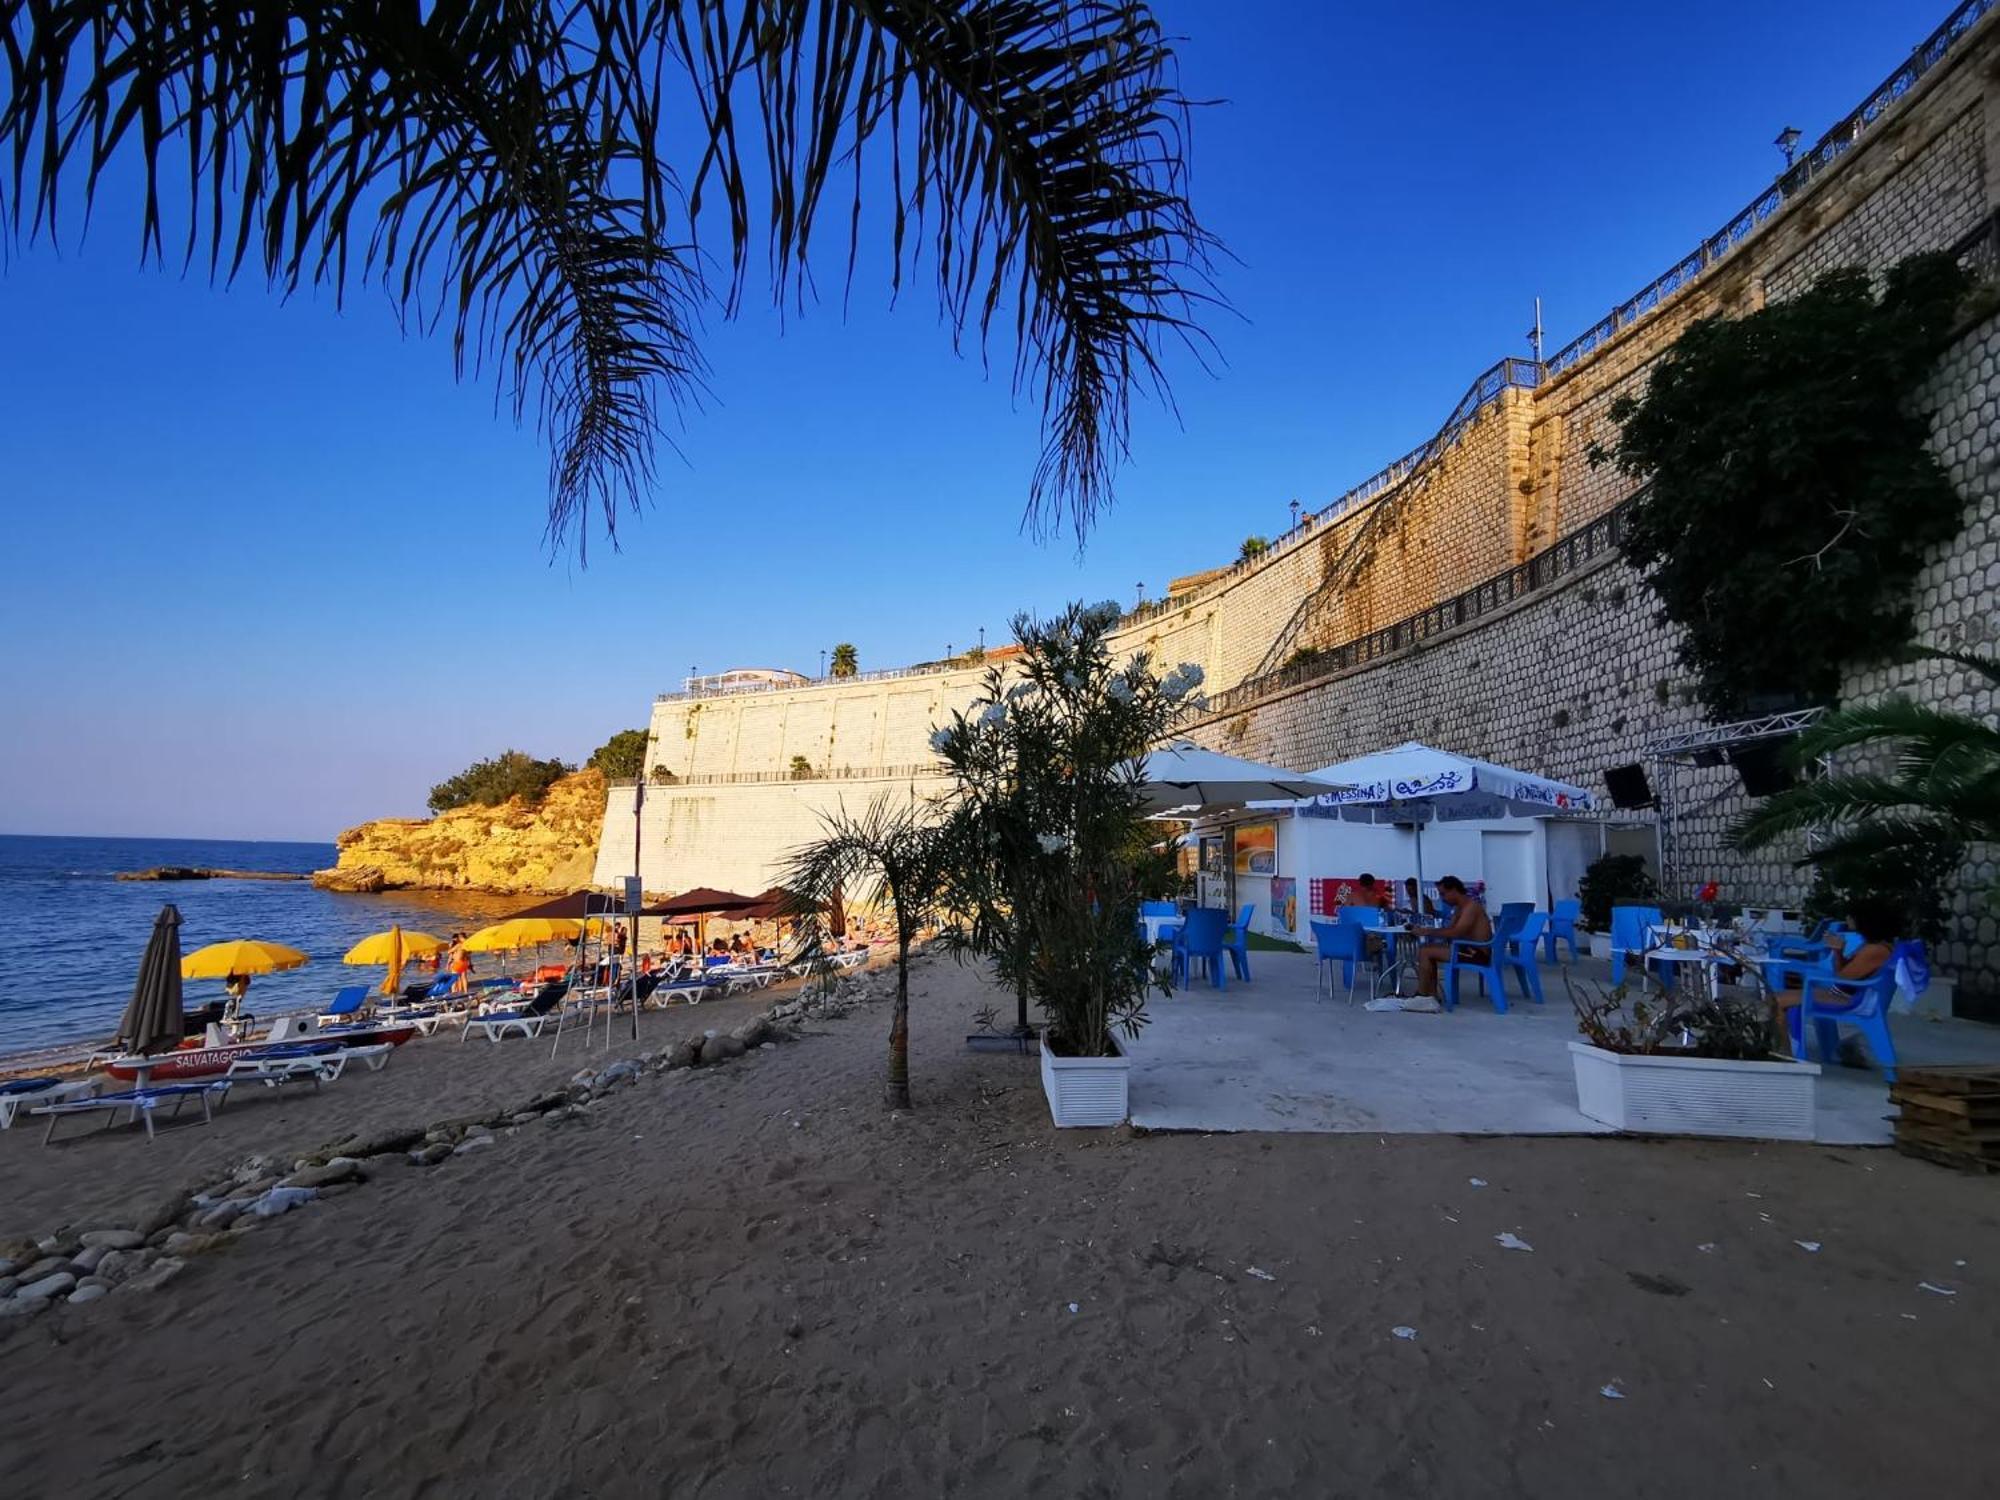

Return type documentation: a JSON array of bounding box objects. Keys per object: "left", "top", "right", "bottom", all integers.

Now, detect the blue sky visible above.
[{"left": 0, "top": 0, "right": 1945, "bottom": 840}]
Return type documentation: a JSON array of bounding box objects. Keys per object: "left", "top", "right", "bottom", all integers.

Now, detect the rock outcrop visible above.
[{"left": 313, "top": 770, "right": 606, "bottom": 895}]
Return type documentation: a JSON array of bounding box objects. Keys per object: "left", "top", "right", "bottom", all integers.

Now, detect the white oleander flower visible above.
[
  {"left": 930, "top": 727, "right": 953, "bottom": 753},
  {"left": 1084, "top": 599, "right": 1124, "bottom": 631},
  {"left": 1107, "top": 678, "right": 1134, "bottom": 703},
  {"left": 1036, "top": 832, "right": 1068, "bottom": 854},
  {"left": 981, "top": 703, "right": 1007, "bottom": 726},
  {"left": 1006, "top": 680, "right": 1037, "bottom": 702}
]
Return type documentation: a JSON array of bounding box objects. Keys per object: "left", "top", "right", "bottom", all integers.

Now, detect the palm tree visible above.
[
  {"left": 1731, "top": 649, "right": 2000, "bottom": 926},
  {"left": 829, "top": 642, "right": 859, "bottom": 679},
  {"left": 783, "top": 797, "right": 948, "bottom": 1109},
  {"left": 1, "top": 3, "right": 1216, "bottom": 552}
]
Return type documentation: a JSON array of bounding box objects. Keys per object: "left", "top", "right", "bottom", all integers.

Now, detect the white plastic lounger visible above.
[
  {"left": 227, "top": 1043, "right": 394, "bottom": 1088},
  {"left": 34, "top": 1080, "right": 232, "bottom": 1144},
  {"left": 0, "top": 1077, "right": 98, "bottom": 1130},
  {"left": 463, "top": 1011, "right": 557, "bottom": 1042}
]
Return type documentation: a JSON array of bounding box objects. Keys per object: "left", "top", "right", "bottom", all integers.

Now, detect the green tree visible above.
[
  {"left": 428, "top": 751, "right": 573, "bottom": 814},
  {"left": 934, "top": 600, "right": 1201, "bottom": 1054},
  {"left": 789, "top": 755, "right": 815, "bottom": 780},
  {"left": 1731, "top": 648, "right": 1999, "bottom": 941},
  {"left": 1238, "top": 535, "right": 1270, "bottom": 562},
  {"left": 4, "top": 3, "right": 1215, "bottom": 549},
  {"left": 783, "top": 799, "right": 949, "bottom": 1109},
  {"left": 829, "top": 643, "right": 859, "bottom": 679},
  {"left": 1592, "top": 255, "right": 1970, "bottom": 715},
  {"left": 587, "top": 728, "right": 649, "bottom": 779}
]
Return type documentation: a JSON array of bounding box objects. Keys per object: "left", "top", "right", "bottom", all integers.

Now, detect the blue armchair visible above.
[
  {"left": 1543, "top": 899, "right": 1582, "bottom": 963},
  {"left": 1173, "top": 908, "right": 1230, "bottom": 990},
  {"left": 1443, "top": 908, "right": 1531, "bottom": 1013},
  {"left": 1608, "top": 904, "right": 1664, "bottom": 986},
  {"left": 1311, "top": 920, "right": 1377, "bottom": 1003},
  {"left": 1793, "top": 952, "right": 1908, "bottom": 1081},
  {"left": 1223, "top": 904, "right": 1256, "bottom": 981}
]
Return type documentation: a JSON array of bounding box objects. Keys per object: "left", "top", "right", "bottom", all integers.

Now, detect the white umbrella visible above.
[
  {"left": 1298, "top": 741, "right": 1594, "bottom": 894},
  {"left": 1138, "top": 742, "right": 1348, "bottom": 813}
]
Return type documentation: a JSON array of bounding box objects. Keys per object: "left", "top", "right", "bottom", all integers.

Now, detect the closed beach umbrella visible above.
[
  {"left": 344, "top": 926, "right": 447, "bottom": 995},
  {"left": 180, "top": 938, "right": 311, "bottom": 979},
  {"left": 115, "top": 903, "right": 185, "bottom": 1055}
]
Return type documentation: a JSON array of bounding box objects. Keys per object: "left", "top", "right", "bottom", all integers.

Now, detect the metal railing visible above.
[
  {"left": 1198, "top": 492, "right": 1643, "bottom": 721},
  {"left": 621, "top": 762, "right": 948, "bottom": 788},
  {"left": 655, "top": 656, "right": 980, "bottom": 704},
  {"left": 1544, "top": 0, "right": 1995, "bottom": 378}
]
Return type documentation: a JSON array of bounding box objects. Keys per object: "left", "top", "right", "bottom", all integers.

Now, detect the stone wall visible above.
[{"left": 594, "top": 6, "right": 2000, "bottom": 1003}]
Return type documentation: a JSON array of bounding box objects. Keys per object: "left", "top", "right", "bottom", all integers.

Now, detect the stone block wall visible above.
[{"left": 596, "top": 8, "right": 2000, "bottom": 1007}]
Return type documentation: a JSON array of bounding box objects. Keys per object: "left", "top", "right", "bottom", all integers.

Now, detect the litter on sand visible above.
[
  {"left": 1495, "top": 1232, "right": 1534, "bottom": 1253},
  {"left": 1391, "top": 1326, "right": 1418, "bottom": 1340},
  {"left": 1364, "top": 995, "right": 1442, "bottom": 1013},
  {"left": 1599, "top": 1383, "right": 1626, "bottom": 1400},
  {"left": 1697, "top": 1243, "right": 1717, "bottom": 1254},
  {"left": 1795, "top": 1241, "right": 1821, "bottom": 1253},
  {"left": 1917, "top": 1282, "right": 1957, "bottom": 1297},
  {"left": 1245, "top": 1267, "right": 1277, "bottom": 1282},
  {"left": 1469, "top": 1178, "right": 1488, "bottom": 1189},
  {"left": 1067, "top": 1302, "right": 1080, "bottom": 1314}
]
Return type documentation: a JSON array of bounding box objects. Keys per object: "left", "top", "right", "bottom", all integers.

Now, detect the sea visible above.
[{"left": 0, "top": 834, "right": 525, "bottom": 1059}]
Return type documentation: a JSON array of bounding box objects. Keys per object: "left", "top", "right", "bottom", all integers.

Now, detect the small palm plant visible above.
[
  {"left": 829, "top": 643, "right": 860, "bottom": 680},
  {"left": 1731, "top": 648, "right": 1999, "bottom": 927},
  {"left": 783, "top": 797, "right": 948, "bottom": 1109}
]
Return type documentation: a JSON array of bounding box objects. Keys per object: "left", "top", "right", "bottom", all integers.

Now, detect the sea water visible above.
[{"left": 0, "top": 834, "right": 522, "bottom": 1057}]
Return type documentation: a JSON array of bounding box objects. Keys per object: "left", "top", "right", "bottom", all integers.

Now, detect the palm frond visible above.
[
  {"left": 1799, "top": 815, "right": 1966, "bottom": 870},
  {"left": 1904, "top": 644, "right": 2000, "bottom": 686},
  {"left": 3, "top": 1, "right": 1217, "bottom": 551},
  {"left": 0, "top": 0, "right": 702, "bottom": 553},
  {"left": 1790, "top": 697, "right": 2000, "bottom": 764},
  {"left": 684, "top": 0, "right": 1220, "bottom": 543},
  {"left": 1729, "top": 772, "right": 1946, "bottom": 850}
]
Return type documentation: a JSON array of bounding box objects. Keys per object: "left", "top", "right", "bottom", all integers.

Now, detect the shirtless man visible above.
[{"left": 1414, "top": 875, "right": 1491, "bottom": 1000}]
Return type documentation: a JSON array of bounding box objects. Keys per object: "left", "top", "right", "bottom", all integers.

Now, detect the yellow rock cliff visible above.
[{"left": 314, "top": 770, "right": 607, "bottom": 895}]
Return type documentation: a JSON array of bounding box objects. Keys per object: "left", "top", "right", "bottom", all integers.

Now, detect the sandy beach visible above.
[{"left": 0, "top": 955, "right": 1994, "bottom": 1497}]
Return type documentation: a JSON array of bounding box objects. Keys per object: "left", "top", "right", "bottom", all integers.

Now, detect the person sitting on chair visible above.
[
  {"left": 1403, "top": 876, "right": 1437, "bottom": 920},
  {"left": 1413, "top": 875, "right": 1491, "bottom": 1000},
  {"left": 1348, "top": 873, "right": 1396, "bottom": 912},
  {"left": 1774, "top": 896, "right": 1897, "bottom": 1065}
]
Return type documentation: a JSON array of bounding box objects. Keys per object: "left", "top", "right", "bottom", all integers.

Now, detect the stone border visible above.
[{"left": 0, "top": 964, "right": 910, "bottom": 1328}]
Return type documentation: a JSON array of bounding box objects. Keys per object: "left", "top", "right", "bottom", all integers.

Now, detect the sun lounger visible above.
[
  {"left": 33, "top": 1080, "right": 232, "bottom": 1144},
  {"left": 462, "top": 983, "right": 568, "bottom": 1043},
  {"left": 0, "top": 1076, "right": 99, "bottom": 1130},
  {"left": 317, "top": 985, "right": 371, "bottom": 1024},
  {"left": 226, "top": 1041, "right": 393, "bottom": 1088}
]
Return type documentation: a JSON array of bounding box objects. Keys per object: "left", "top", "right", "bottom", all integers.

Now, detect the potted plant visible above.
[
  {"left": 934, "top": 601, "right": 1202, "bottom": 1126},
  {"left": 1564, "top": 956, "right": 1819, "bottom": 1141}
]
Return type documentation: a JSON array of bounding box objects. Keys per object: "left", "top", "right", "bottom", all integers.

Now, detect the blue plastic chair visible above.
[
  {"left": 1498, "top": 902, "right": 1534, "bottom": 928},
  {"left": 1140, "top": 900, "right": 1178, "bottom": 917},
  {"left": 1173, "top": 908, "right": 1230, "bottom": 990},
  {"left": 1502, "top": 912, "right": 1548, "bottom": 1004},
  {"left": 1311, "top": 919, "right": 1377, "bottom": 1002},
  {"left": 1223, "top": 904, "right": 1255, "bottom": 981},
  {"left": 1543, "top": 899, "right": 1582, "bottom": 963},
  {"left": 319, "top": 985, "right": 369, "bottom": 1020},
  {"left": 1443, "top": 907, "right": 1530, "bottom": 1013},
  {"left": 1608, "top": 905, "right": 1664, "bottom": 986},
  {"left": 1793, "top": 948, "right": 1909, "bottom": 1080}
]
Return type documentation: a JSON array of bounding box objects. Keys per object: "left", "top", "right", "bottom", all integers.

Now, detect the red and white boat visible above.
[{"left": 104, "top": 1020, "right": 418, "bottom": 1083}]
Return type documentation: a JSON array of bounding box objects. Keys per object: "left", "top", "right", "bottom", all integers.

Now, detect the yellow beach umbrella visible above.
[
  {"left": 181, "top": 939, "right": 310, "bottom": 980},
  {"left": 463, "top": 917, "right": 587, "bottom": 953},
  {"left": 343, "top": 926, "right": 448, "bottom": 996}
]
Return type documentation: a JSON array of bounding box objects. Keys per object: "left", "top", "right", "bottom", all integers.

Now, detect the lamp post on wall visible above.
[
  {"left": 819, "top": 648, "right": 827, "bottom": 680},
  {"left": 1288, "top": 498, "right": 1300, "bottom": 533},
  {"left": 1774, "top": 124, "right": 1802, "bottom": 168}
]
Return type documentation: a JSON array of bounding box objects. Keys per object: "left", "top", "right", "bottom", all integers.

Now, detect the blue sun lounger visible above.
[{"left": 33, "top": 1080, "right": 233, "bottom": 1144}]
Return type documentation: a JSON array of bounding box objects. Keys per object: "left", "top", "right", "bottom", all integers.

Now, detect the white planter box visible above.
[
  {"left": 1040, "top": 1035, "right": 1129, "bottom": 1128},
  {"left": 1569, "top": 1041, "right": 1820, "bottom": 1141}
]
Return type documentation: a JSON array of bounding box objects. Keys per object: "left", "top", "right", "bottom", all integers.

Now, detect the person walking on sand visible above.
[
  {"left": 449, "top": 935, "right": 473, "bottom": 995},
  {"left": 223, "top": 970, "right": 251, "bottom": 1021}
]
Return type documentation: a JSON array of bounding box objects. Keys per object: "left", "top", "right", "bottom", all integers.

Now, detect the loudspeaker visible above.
[
  {"left": 1690, "top": 747, "right": 1726, "bottom": 769},
  {"left": 1729, "top": 740, "right": 1796, "bottom": 798},
  {"left": 1604, "top": 763, "right": 1654, "bottom": 810}
]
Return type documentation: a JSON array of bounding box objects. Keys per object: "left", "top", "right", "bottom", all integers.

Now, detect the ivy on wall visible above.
[{"left": 1592, "top": 253, "right": 1971, "bottom": 716}]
